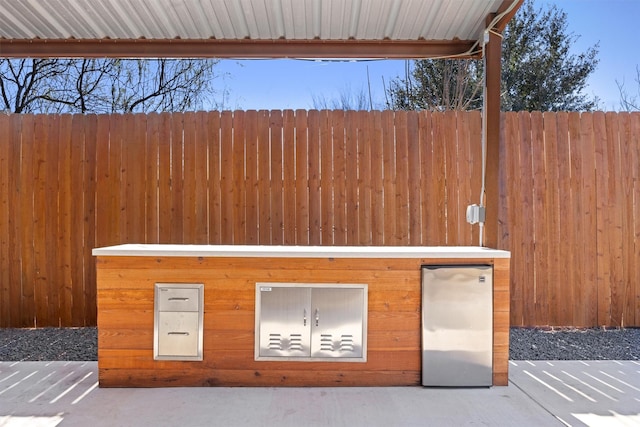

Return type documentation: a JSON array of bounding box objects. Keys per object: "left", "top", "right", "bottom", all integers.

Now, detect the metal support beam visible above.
[
  {"left": 483, "top": 27, "right": 502, "bottom": 248},
  {"left": 0, "top": 38, "right": 481, "bottom": 60}
]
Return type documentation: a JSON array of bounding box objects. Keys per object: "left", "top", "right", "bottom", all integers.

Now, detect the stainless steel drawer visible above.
[
  {"left": 154, "top": 283, "right": 204, "bottom": 361},
  {"left": 156, "top": 311, "right": 202, "bottom": 358},
  {"left": 156, "top": 286, "right": 201, "bottom": 312}
]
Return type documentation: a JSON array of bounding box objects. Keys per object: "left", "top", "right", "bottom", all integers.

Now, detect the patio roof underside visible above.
[{"left": 0, "top": 0, "right": 521, "bottom": 59}]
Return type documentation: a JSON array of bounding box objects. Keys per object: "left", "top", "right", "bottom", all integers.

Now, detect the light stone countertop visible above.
[{"left": 93, "top": 244, "right": 510, "bottom": 259}]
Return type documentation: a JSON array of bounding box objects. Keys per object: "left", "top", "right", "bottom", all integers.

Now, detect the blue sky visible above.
[{"left": 212, "top": 0, "right": 639, "bottom": 111}]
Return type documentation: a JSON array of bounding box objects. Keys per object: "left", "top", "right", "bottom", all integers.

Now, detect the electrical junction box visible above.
[{"left": 466, "top": 204, "right": 486, "bottom": 225}]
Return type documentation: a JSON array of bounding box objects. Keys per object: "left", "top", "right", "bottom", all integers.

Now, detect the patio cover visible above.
[
  {"left": 0, "top": 0, "right": 523, "bottom": 247},
  {"left": 0, "top": 0, "right": 520, "bottom": 58}
]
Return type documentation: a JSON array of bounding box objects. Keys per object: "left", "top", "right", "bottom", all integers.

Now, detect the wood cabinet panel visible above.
[
  {"left": 96, "top": 254, "right": 509, "bottom": 387},
  {"left": 98, "top": 368, "right": 421, "bottom": 388}
]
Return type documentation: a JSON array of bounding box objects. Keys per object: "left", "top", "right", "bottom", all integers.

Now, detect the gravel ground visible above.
[
  {"left": 509, "top": 327, "right": 639, "bottom": 360},
  {"left": 0, "top": 327, "right": 98, "bottom": 361},
  {"left": 0, "top": 327, "right": 638, "bottom": 361}
]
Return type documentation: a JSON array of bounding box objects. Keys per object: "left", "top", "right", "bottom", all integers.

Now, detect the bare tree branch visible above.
[
  {"left": 0, "top": 58, "right": 221, "bottom": 114},
  {"left": 617, "top": 65, "right": 640, "bottom": 112}
]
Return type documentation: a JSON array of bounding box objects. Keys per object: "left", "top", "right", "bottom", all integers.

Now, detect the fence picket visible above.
[
  {"left": 0, "top": 114, "right": 10, "bottom": 325},
  {"left": 517, "top": 112, "right": 536, "bottom": 327},
  {"left": 124, "top": 114, "right": 146, "bottom": 243},
  {"left": 170, "top": 114, "right": 185, "bottom": 243},
  {"left": 295, "top": 110, "right": 310, "bottom": 245},
  {"left": 370, "top": 111, "right": 384, "bottom": 246},
  {"left": 233, "top": 111, "right": 247, "bottom": 244},
  {"left": 182, "top": 112, "right": 200, "bottom": 243},
  {"left": 395, "top": 112, "right": 409, "bottom": 245},
  {"left": 58, "top": 115, "right": 73, "bottom": 327},
  {"left": 17, "top": 115, "right": 31, "bottom": 326},
  {"left": 420, "top": 112, "right": 435, "bottom": 244},
  {"left": 531, "top": 112, "right": 549, "bottom": 326},
  {"left": 256, "top": 111, "right": 271, "bottom": 244},
  {"left": 593, "top": 112, "right": 612, "bottom": 325},
  {"left": 84, "top": 115, "right": 98, "bottom": 325},
  {"left": 72, "top": 115, "right": 90, "bottom": 325},
  {"left": 270, "top": 111, "right": 284, "bottom": 245},
  {"left": 320, "top": 111, "right": 334, "bottom": 245},
  {"left": 619, "top": 113, "right": 635, "bottom": 327},
  {"left": 245, "top": 110, "right": 259, "bottom": 244},
  {"left": 358, "top": 111, "right": 373, "bottom": 246},
  {"left": 334, "top": 111, "right": 347, "bottom": 245},
  {"left": 554, "top": 112, "right": 572, "bottom": 326},
  {"left": 567, "top": 112, "right": 583, "bottom": 326},
  {"left": 345, "top": 111, "right": 357, "bottom": 245},
  {"left": 407, "top": 111, "right": 421, "bottom": 246},
  {"left": 207, "top": 111, "right": 222, "bottom": 244},
  {"left": 283, "top": 110, "right": 296, "bottom": 245},
  {"left": 381, "top": 111, "right": 396, "bottom": 245},
  {"left": 307, "top": 111, "right": 321, "bottom": 245},
  {"left": 543, "top": 112, "right": 561, "bottom": 326},
  {"left": 457, "top": 111, "right": 473, "bottom": 247},
  {"left": 181, "top": 112, "right": 198, "bottom": 243},
  {"left": 503, "top": 112, "right": 522, "bottom": 325},
  {"left": 431, "top": 113, "right": 447, "bottom": 244},
  {"left": 193, "top": 112, "right": 210, "bottom": 243},
  {"left": 33, "top": 115, "right": 51, "bottom": 326},
  {"left": 579, "top": 113, "right": 599, "bottom": 326},
  {"left": 157, "top": 113, "right": 173, "bottom": 244},
  {"left": 629, "top": 113, "right": 640, "bottom": 327},
  {"left": 605, "top": 112, "right": 625, "bottom": 326},
  {"left": 145, "top": 113, "right": 160, "bottom": 244},
  {"left": 220, "top": 111, "right": 234, "bottom": 244}
]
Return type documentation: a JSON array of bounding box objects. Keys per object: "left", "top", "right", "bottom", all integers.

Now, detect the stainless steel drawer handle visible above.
[
  {"left": 167, "top": 332, "right": 190, "bottom": 336},
  {"left": 168, "top": 297, "right": 189, "bottom": 301},
  {"left": 303, "top": 308, "right": 307, "bottom": 326},
  {"left": 315, "top": 308, "right": 319, "bottom": 326}
]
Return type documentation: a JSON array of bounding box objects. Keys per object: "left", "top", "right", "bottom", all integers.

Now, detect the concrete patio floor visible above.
[{"left": 1, "top": 360, "right": 639, "bottom": 427}]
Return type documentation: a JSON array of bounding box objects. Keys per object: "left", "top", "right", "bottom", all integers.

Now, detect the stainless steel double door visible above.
[{"left": 256, "top": 284, "right": 366, "bottom": 360}]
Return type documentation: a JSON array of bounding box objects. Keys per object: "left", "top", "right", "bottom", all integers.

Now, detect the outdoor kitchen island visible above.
[{"left": 93, "top": 244, "right": 510, "bottom": 387}]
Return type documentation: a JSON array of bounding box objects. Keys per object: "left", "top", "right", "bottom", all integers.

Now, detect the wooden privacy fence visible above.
[
  {"left": 502, "top": 111, "right": 639, "bottom": 328},
  {"left": 0, "top": 110, "right": 638, "bottom": 328}
]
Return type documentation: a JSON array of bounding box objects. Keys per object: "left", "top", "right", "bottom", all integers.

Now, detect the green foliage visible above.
[
  {"left": 501, "top": 0, "right": 599, "bottom": 111},
  {"left": 386, "top": 0, "right": 599, "bottom": 112},
  {"left": 387, "top": 59, "right": 483, "bottom": 111}
]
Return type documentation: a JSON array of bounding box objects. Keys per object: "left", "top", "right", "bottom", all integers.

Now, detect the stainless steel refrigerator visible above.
[{"left": 421, "top": 265, "right": 493, "bottom": 386}]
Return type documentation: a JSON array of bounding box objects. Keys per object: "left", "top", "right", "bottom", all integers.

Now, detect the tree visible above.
[
  {"left": 386, "top": 0, "right": 600, "bottom": 112},
  {"left": 0, "top": 58, "right": 221, "bottom": 114},
  {"left": 311, "top": 85, "right": 374, "bottom": 111},
  {"left": 501, "top": 0, "right": 599, "bottom": 111},
  {"left": 310, "top": 64, "right": 383, "bottom": 111},
  {"left": 617, "top": 65, "right": 640, "bottom": 111},
  {"left": 387, "top": 59, "right": 483, "bottom": 111}
]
